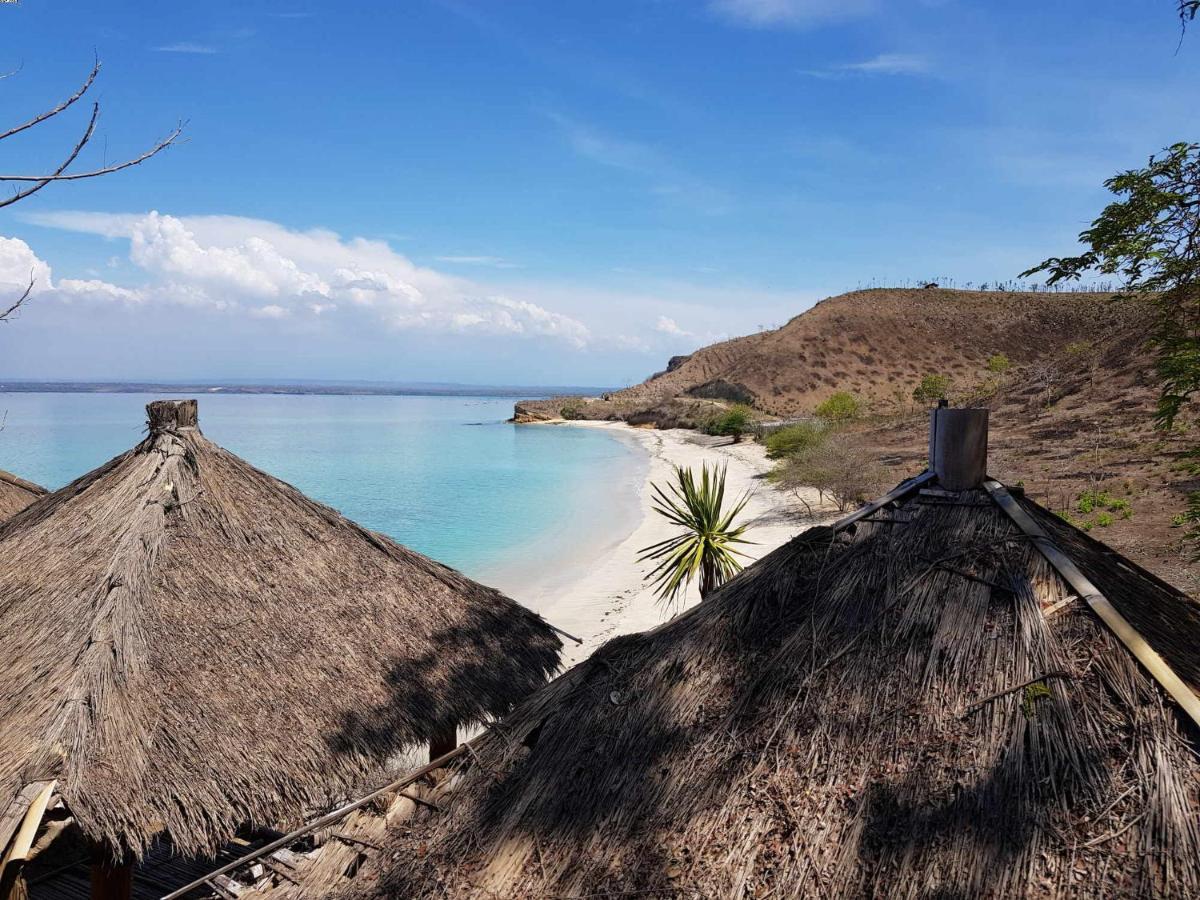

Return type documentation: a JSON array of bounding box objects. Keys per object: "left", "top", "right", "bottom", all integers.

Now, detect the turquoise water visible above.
[{"left": 0, "top": 393, "right": 645, "bottom": 584}]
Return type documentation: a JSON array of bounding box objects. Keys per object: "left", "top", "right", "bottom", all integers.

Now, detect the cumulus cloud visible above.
[
  {"left": 655, "top": 315, "right": 693, "bottom": 337},
  {"left": 0, "top": 236, "right": 54, "bottom": 294},
  {"left": 709, "top": 0, "right": 876, "bottom": 28},
  {"left": 19, "top": 211, "right": 590, "bottom": 348}
]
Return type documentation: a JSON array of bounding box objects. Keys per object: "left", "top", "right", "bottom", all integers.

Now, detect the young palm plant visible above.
[{"left": 639, "top": 463, "right": 752, "bottom": 604}]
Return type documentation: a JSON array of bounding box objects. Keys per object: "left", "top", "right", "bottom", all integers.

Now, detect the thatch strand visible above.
[{"left": 345, "top": 487, "right": 1200, "bottom": 899}]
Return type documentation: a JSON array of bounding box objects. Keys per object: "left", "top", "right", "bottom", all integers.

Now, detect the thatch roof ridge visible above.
[
  {"left": 0, "top": 400, "right": 561, "bottom": 859},
  {"left": 334, "top": 479, "right": 1200, "bottom": 899},
  {"left": 0, "top": 466, "right": 47, "bottom": 522}
]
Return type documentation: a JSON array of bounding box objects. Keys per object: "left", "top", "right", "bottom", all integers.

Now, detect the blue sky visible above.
[{"left": 0, "top": 0, "right": 1196, "bottom": 386}]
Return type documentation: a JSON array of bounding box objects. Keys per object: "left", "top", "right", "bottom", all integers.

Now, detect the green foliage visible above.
[
  {"left": 985, "top": 353, "right": 1012, "bottom": 374},
  {"left": 1022, "top": 142, "right": 1200, "bottom": 430},
  {"left": 1024, "top": 141, "right": 1200, "bottom": 551},
  {"left": 764, "top": 421, "right": 829, "bottom": 459},
  {"left": 1067, "top": 489, "right": 1132, "bottom": 530},
  {"left": 559, "top": 404, "right": 585, "bottom": 420},
  {"left": 639, "top": 463, "right": 752, "bottom": 603},
  {"left": 705, "top": 404, "right": 753, "bottom": 442},
  {"left": 912, "top": 373, "right": 952, "bottom": 406},
  {"left": 814, "top": 391, "right": 861, "bottom": 422}
]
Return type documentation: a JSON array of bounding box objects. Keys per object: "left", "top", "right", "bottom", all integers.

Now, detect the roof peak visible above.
[{"left": 147, "top": 399, "right": 198, "bottom": 434}]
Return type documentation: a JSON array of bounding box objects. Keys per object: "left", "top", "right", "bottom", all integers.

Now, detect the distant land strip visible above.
[{"left": 0, "top": 380, "right": 617, "bottom": 399}]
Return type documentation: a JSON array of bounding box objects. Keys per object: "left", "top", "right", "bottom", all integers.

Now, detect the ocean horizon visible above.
[{"left": 0, "top": 392, "right": 646, "bottom": 589}]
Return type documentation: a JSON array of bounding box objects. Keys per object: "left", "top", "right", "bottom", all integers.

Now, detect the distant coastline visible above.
[{"left": 0, "top": 379, "right": 617, "bottom": 399}]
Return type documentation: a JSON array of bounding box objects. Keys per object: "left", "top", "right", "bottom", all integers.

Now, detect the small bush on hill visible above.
[
  {"left": 705, "top": 404, "right": 753, "bottom": 442},
  {"left": 764, "top": 421, "right": 829, "bottom": 459},
  {"left": 814, "top": 391, "right": 861, "bottom": 422},
  {"left": 986, "top": 353, "right": 1012, "bottom": 374},
  {"left": 913, "top": 374, "right": 953, "bottom": 406},
  {"left": 560, "top": 404, "right": 585, "bottom": 420}
]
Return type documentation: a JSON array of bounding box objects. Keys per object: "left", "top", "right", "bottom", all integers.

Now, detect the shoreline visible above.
[{"left": 484, "top": 422, "right": 836, "bottom": 667}]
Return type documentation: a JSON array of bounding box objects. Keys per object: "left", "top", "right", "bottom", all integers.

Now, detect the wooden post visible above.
[
  {"left": 929, "top": 405, "right": 988, "bottom": 491},
  {"left": 89, "top": 846, "right": 132, "bottom": 900},
  {"left": 428, "top": 722, "right": 457, "bottom": 763}
]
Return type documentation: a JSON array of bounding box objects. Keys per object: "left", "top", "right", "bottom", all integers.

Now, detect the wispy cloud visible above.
[
  {"left": 545, "top": 112, "right": 732, "bottom": 215},
  {"left": 153, "top": 42, "right": 219, "bottom": 54},
  {"left": 802, "top": 53, "right": 932, "bottom": 79},
  {"left": 709, "top": 0, "right": 876, "bottom": 28},
  {"left": 435, "top": 255, "right": 522, "bottom": 269}
]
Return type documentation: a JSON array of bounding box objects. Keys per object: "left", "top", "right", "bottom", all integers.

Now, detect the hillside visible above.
[{"left": 518, "top": 288, "right": 1199, "bottom": 592}]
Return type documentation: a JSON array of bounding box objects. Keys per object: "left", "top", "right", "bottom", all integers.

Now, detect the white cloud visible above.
[
  {"left": 841, "top": 53, "right": 930, "bottom": 75},
  {"left": 801, "top": 53, "right": 932, "bottom": 79},
  {"left": 710, "top": 0, "right": 876, "bottom": 28},
  {"left": 153, "top": 42, "right": 219, "bottom": 54},
  {"left": 18, "top": 211, "right": 591, "bottom": 347},
  {"left": 655, "top": 315, "right": 693, "bottom": 337},
  {"left": 0, "top": 236, "right": 54, "bottom": 294}
]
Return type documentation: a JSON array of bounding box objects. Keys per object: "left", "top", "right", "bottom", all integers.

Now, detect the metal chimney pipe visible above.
[{"left": 929, "top": 404, "right": 989, "bottom": 491}]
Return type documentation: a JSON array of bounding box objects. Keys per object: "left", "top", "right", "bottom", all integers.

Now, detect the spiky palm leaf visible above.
[{"left": 639, "top": 463, "right": 753, "bottom": 604}]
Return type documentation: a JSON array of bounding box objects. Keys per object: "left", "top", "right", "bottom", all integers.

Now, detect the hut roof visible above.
[
  {"left": 330, "top": 471, "right": 1200, "bottom": 897},
  {"left": 0, "top": 467, "right": 46, "bottom": 521},
  {"left": 0, "top": 399, "right": 561, "bottom": 860}
]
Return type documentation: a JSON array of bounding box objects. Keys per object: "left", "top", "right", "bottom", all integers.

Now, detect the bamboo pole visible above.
[
  {"left": 984, "top": 479, "right": 1200, "bottom": 730},
  {"left": 159, "top": 742, "right": 470, "bottom": 900}
]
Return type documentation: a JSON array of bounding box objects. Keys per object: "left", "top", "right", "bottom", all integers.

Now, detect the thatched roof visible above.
[
  {"left": 332, "top": 474, "right": 1200, "bottom": 898},
  {"left": 0, "top": 399, "right": 561, "bottom": 861},
  {"left": 0, "top": 467, "right": 46, "bottom": 521}
]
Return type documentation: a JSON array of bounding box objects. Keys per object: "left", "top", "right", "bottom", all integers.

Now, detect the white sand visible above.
[{"left": 496, "top": 422, "right": 835, "bottom": 668}]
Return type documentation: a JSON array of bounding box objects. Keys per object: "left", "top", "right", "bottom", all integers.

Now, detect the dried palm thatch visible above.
[
  {"left": 0, "top": 468, "right": 46, "bottom": 521},
  {"left": 0, "top": 400, "right": 561, "bottom": 863},
  {"left": 344, "top": 480, "right": 1200, "bottom": 899}
]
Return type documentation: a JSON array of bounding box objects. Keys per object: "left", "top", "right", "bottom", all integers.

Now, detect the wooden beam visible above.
[
  {"left": 161, "top": 742, "right": 471, "bottom": 900},
  {"left": 984, "top": 479, "right": 1200, "bottom": 730}
]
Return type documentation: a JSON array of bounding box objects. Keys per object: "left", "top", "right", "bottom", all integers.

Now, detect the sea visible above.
[{"left": 0, "top": 391, "right": 647, "bottom": 588}]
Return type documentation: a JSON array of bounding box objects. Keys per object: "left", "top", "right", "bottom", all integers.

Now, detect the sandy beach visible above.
[{"left": 492, "top": 422, "right": 835, "bottom": 668}]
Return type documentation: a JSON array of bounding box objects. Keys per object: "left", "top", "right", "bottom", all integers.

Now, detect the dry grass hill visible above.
[{"left": 518, "top": 288, "right": 1199, "bottom": 592}]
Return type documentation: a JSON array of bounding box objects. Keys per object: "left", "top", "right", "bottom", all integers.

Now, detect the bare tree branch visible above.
[
  {"left": 0, "top": 122, "right": 184, "bottom": 184},
  {"left": 0, "top": 275, "right": 35, "bottom": 323},
  {"left": 0, "top": 102, "right": 99, "bottom": 210},
  {"left": 0, "top": 57, "right": 99, "bottom": 143}
]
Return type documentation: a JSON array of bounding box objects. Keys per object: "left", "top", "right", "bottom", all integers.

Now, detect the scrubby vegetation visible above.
[
  {"left": 770, "top": 430, "right": 883, "bottom": 512},
  {"left": 814, "top": 391, "right": 862, "bottom": 422},
  {"left": 913, "top": 374, "right": 952, "bottom": 406},
  {"left": 1057, "top": 489, "right": 1134, "bottom": 531},
  {"left": 764, "top": 421, "right": 829, "bottom": 459},
  {"left": 986, "top": 353, "right": 1011, "bottom": 374},
  {"left": 560, "top": 404, "right": 585, "bottom": 420},
  {"left": 704, "top": 404, "right": 754, "bottom": 442}
]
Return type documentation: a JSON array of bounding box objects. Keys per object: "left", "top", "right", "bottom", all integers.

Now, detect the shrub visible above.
[
  {"left": 706, "top": 404, "right": 753, "bottom": 442},
  {"left": 986, "top": 353, "right": 1011, "bottom": 374},
  {"left": 912, "top": 374, "right": 952, "bottom": 406},
  {"left": 814, "top": 391, "right": 861, "bottom": 422},
  {"left": 771, "top": 431, "right": 883, "bottom": 512},
  {"left": 560, "top": 404, "right": 585, "bottom": 420},
  {"left": 764, "top": 421, "right": 829, "bottom": 459}
]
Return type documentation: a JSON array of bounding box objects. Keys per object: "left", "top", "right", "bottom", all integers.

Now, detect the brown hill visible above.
[
  {"left": 519, "top": 288, "right": 1154, "bottom": 421},
  {"left": 518, "top": 288, "right": 1198, "bottom": 592}
]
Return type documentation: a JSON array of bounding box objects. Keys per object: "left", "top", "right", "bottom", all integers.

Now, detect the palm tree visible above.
[{"left": 639, "top": 463, "right": 752, "bottom": 604}]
